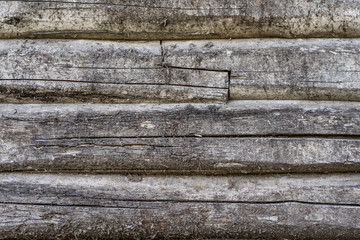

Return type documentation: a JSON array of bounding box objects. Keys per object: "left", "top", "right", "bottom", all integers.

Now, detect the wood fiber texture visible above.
[
  {"left": 1, "top": 1, "right": 360, "bottom": 239},
  {"left": 0, "top": 0, "right": 360, "bottom": 40},
  {"left": 0, "top": 40, "right": 228, "bottom": 103},
  {"left": 163, "top": 39, "right": 360, "bottom": 101},
  {"left": 3, "top": 203, "right": 360, "bottom": 239},
  {"left": 1, "top": 173, "right": 360, "bottom": 239},
  {"left": 2, "top": 173, "right": 360, "bottom": 204},
  {"left": 2, "top": 39, "right": 360, "bottom": 102},
  {"left": 1, "top": 101, "right": 359, "bottom": 173}
]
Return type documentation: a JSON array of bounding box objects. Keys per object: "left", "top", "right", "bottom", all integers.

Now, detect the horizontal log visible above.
[
  {"left": 1, "top": 101, "right": 359, "bottom": 173},
  {"left": 3, "top": 203, "right": 359, "bottom": 239},
  {"left": 163, "top": 39, "right": 360, "bottom": 101},
  {"left": 1, "top": 101, "right": 358, "bottom": 138},
  {"left": 0, "top": 0, "right": 360, "bottom": 40},
  {"left": 0, "top": 40, "right": 228, "bottom": 103},
  {"left": 2, "top": 173, "right": 360, "bottom": 205},
  {"left": 0, "top": 80, "right": 228, "bottom": 104},
  {"left": 2, "top": 137, "right": 359, "bottom": 173},
  {"left": 1, "top": 173, "right": 360, "bottom": 238}
]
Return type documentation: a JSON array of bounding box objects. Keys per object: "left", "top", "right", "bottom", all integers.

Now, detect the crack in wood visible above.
[
  {"left": 32, "top": 134, "right": 360, "bottom": 140},
  {"left": 0, "top": 79, "right": 228, "bottom": 90},
  {"left": 2, "top": 200, "right": 360, "bottom": 208},
  {"left": 161, "top": 64, "right": 230, "bottom": 74}
]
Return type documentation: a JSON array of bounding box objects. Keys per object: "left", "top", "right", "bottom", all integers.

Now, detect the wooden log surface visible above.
[
  {"left": 2, "top": 203, "right": 360, "bottom": 239},
  {"left": 163, "top": 39, "right": 360, "bottom": 101},
  {"left": 1, "top": 101, "right": 358, "bottom": 137},
  {"left": 2, "top": 173, "right": 360, "bottom": 205},
  {"left": 0, "top": 40, "right": 228, "bottom": 103},
  {"left": 2, "top": 137, "right": 360, "bottom": 174},
  {"left": 1, "top": 173, "right": 360, "bottom": 239},
  {"left": 2, "top": 39, "right": 360, "bottom": 102},
  {"left": 2, "top": 1, "right": 360, "bottom": 239},
  {"left": 1, "top": 101, "right": 359, "bottom": 173},
  {"left": 0, "top": 0, "right": 360, "bottom": 40}
]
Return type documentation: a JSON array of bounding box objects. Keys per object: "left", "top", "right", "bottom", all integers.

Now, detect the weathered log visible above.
[
  {"left": 3, "top": 39, "right": 360, "bottom": 103},
  {"left": 1, "top": 101, "right": 359, "bottom": 173},
  {"left": 2, "top": 137, "right": 359, "bottom": 174},
  {"left": 1, "top": 173, "right": 360, "bottom": 239},
  {"left": 0, "top": 0, "right": 360, "bottom": 40},
  {"left": 0, "top": 40, "right": 228, "bottom": 103},
  {"left": 163, "top": 39, "right": 360, "bottom": 101},
  {"left": 3, "top": 203, "right": 360, "bottom": 239},
  {"left": 1, "top": 101, "right": 358, "bottom": 138},
  {"left": 2, "top": 173, "right": 360, "bottom": 204}
]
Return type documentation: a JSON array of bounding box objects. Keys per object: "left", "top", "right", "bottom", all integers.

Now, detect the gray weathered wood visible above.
[
  {"left": 0, "top": 40, "right": 228, "bottom": 103},
  {"left": 1, "top": 173, "right": 360, "bottom": 239},
  {"left": 163, "top": 39, "right": 360, "bottom": 101},
  {"left": 2, "top": 137, "right": 359, "bottom": 174},
  {"left": 1, "top": 101, "right": 359, "bottom": 173},
  {"left": 2, "top": 173, "right": 360, "bottom": 205},
  {"left": 1, "top": 0, "right": 360, "bottom": 40},
  {"left": 1, "top": 101, "right": 358, "bottom": 138},
  {"left": 0, "top": 80, "right": 228, "bottom": 103},
  {"left": 2, "top": 203, "right": 359, "bottom": 239}
]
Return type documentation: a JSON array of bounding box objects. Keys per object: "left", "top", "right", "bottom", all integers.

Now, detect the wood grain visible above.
[
  {"left": 163, "top": 39, "right": 360, "bottom": 101},
  {"left": 1, "top": 101, "right": 359, "bottom": 173},
  {"left": 0, "top": 40, "right": 228, "bottom": 103},
  {"left": 1, "top": 173, "right": 360, "bottom": 239},
  {"left": 2, "top": 173, "right": 360, "bottom": 205},
  {"left": 2, "top": 203, "right": 359, "bottom": 239},
  {"left": 2, "top": 137, "right": 359, "bottom": 174},
  {"left": 1, "top": 101, "right": 358, "bottom": 138},
  {"left": 0, "top": 0, "right": 359, "bottom": 40},
  {"left": 2, "top": 1, "right": 360, "bottom": 239}
]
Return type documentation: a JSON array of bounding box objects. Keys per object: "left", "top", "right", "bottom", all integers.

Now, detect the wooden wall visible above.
[{"left": 1, "top": 1, "right": 360, "bottom": 239}]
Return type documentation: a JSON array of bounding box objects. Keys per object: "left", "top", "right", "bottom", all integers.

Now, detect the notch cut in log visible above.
[
  {"left": 0, "top": 40, "right": 228, "bottom": 103},
  {"left": 1, "top": 101, "right": 359, "bottom": 173},
  {"left": 0, "top": 0, "right": 360, "bottom": 40},
  {"left": 163, "top": 39, "right": 360, "bottom": 101},
  {"left": 1, "top": 173, "right": 360, "bottom": 239}
]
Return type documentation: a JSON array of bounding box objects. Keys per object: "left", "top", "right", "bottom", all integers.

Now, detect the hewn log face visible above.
[
  {"left": 2, "top": 173, "right": 360, "bottom": 205},
  {"left": 1, "top": 2, "right": 359, "bottom": 239},
  {"left": 1, "top": 173, "right": 360, "bottom": 239},
  {"left": 2, "top": 137, "right": 360, "bottom": 174},
  {"left": 1, "top": 101, "right": 359, "bottom": 173},
  {"left": 163, "top": 39, "right": 360, "bottom": 101},
  {"left": 0, "top": 0, "right": 360, "bottom": 40},
  {"left": 3, "top": 39, "right": 360, "bottom": 103},
  {"left": 0, "top": 40, "right": 228, "bottom": 103},
  {"left": 1, "top": 203, "right": 360, "bottom": 239},
  {"left": 1, "top": 101, "right": 358, "bottom": 138}
]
